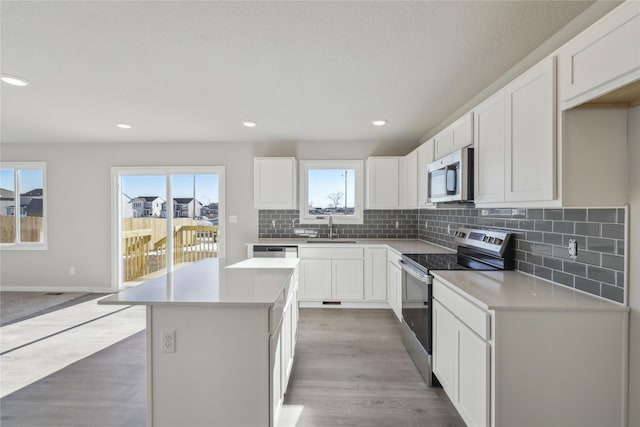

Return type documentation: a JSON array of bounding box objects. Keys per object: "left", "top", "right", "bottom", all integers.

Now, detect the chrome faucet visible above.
[{"left": 328, "top": 214, "right": 334, "bottom": 240}]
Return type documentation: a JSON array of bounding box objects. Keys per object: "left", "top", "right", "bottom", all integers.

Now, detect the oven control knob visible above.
[{"left": 482, "top": 236, "right": 489, "bottom": 242}]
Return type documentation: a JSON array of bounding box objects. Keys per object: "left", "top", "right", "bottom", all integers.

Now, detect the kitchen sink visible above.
[{"left": 305, "top": 240, "right": 358, "bottom": 244}]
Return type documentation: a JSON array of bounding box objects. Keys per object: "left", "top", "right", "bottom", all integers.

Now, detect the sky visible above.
[
  {"left": 308, "top": 169, "right": 355, "bottom": 208},
  {"left": 122, "top": 174, "right": 219, "bottom": 204},
  {"left": 0, "top": 169, "right": 43, "bottom": 194}
]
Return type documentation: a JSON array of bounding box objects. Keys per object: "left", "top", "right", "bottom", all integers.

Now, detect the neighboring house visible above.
[
  {"left": 121, "top": 193, "right": 135, "bottom": 218},
  {"left": 130, "top": 196, "right": 164, "bottom": 217},
  {"left": 161, "top": 198, "right": 202, "bottom": 218},
  {"left": 0, "top": 188, "right": 15, "bottom": 216},
  {"left": 0, "top": 188, "right": 43, "bottom": 216},
  {"left": 200, "top": 202, "right": 218, "bottom": 219}
]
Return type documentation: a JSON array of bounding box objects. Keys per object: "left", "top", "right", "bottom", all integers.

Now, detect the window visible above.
[
  {"left": 0, "top": 163, "right": 47, "bottom": 249},
  {"left": 299, "top": 160, "right": 363, "bottom": 224}
]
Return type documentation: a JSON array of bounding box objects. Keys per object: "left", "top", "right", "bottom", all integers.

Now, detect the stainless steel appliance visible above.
[
  {"left": 427, "top": 147, "right": 474, "bottom": 203},
  {"left": 252, "top": 245, "right": 298, "bottom": 258},
  {"left": 400, "top": 227, "right": 513, "bottom": 386}
]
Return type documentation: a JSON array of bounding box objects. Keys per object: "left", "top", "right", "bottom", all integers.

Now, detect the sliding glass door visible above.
[{"left": 112, "top": 167, "right": 224, "bottom": 289}]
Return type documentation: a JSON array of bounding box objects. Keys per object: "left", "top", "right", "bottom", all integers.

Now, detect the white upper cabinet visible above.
[
  {"left": 417, "top": 140, "right": 435, "bottom": 208},
  {"left": 558, "top": 1, "right": 640, "bottom": 110},
  {"left": 504, "top": 56, "right": 556, "bottom": 203},
  {"left": 434, "top": 112, "right": 474, "bottom": 160},
  {"left": 402, "top": 149, "right": 419, "bottom": 208},
  {"left": 473, "top": 91, "right": 506, "bottom": 204},
  {"left": 254, "top": 157, "right": 297, "bottom": 209},
  {"left": 366, "top": 157, "right": 400, "bottom": 209},
  {"left": 451, "top": 112, "right": 474, "bottom": 151}
]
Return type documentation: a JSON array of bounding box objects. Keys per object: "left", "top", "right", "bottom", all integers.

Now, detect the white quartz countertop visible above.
[
  {"left": 226, "top": 257, "right": 300, "bottom": 269},
  {"left": 99, "top": 258, "right": 294, "bottom": 307},
  {"left": 250, "top": 239, "right": 453, "bottom": 255},
  {"left": 433, "top": 270, "right": 628, "bottom": 312}
]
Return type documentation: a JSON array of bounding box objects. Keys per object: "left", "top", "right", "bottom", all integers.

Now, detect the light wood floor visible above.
[
  {"left": 0, "top": 308, "right": 463, "bottom": 426},
  {"left": 285, "top": 309, "right": 464, "bottom": 427}
]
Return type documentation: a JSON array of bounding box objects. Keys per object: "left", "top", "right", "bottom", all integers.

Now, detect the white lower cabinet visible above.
[
  {"left": 364, "top": 247, "right": 387, "bottom": 301},
  {"left": 386, "top": 248, "right": 402, "bottom": 321},
  {"left": 299, "top": 247, "right": 364, "bottom": 302}
]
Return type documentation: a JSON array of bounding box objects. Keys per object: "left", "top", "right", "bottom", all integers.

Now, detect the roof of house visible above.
[
  {"left": 134, "top": 196, "right": 163, "bottom": 202},
  {"left": 173, "top": 198, "right": 196, "bottom": 204},
  {"left": 0, "top": 188, "right": 15, "bottom": 198},
  {"left": 22, "top": 188, "right": 43, "bottom": 197}
]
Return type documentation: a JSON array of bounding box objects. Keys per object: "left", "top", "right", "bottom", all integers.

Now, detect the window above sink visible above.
[{"left": 299, "top": 160, "right": 364, "bottom": 225}]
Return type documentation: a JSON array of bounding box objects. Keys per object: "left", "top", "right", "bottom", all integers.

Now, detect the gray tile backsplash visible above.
[{"left": 258, "top": 207, "right": 626, "bottom": 303}]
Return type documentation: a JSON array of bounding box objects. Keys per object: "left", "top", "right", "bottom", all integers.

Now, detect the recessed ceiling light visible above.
[
  {"left": 243, "top": 121, "right": 257, "bottom": 128},
  {"left": 372, "top": 120, "right": 387, "bottom": 126},
  {"left": 1, "top": 74, "right": 30, "bottom": 87},
  {"left": 116, "top": 123, "right": 132, "bottom": 129}
]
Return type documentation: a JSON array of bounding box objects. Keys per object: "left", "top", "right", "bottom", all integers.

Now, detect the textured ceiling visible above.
[{"left": 0, "top": 1, "right": 595, "bottom": 144}]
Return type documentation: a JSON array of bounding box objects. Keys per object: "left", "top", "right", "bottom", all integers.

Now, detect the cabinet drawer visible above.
[
  {"left": 387, "top": 248, "right": 402, "bottom": 268},
  {"left": 433, "top": 279, "right": 489, "bottom": 340},
  {"left": 269, "top": 289, "right": 286, "bottom": 334},
  {"left": 299, "top": 247, "right": 364, "bottom": 259}
]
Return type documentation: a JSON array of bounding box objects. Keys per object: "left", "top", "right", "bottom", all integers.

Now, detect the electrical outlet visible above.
[
  {"left": 447, "top": 224, "right": 451, "bottom": 234},
  {"left": 69, "top": 267, "right": 76, "bottom": 276},
  {"left": 272, "top": 219, "right": 276, "bottom": 227},
  {"left": 161, "top": 329, "right": 176, "bottom": 353},
  {"left": 425, "top": 220, "right": 428, "bottom": 229},
  {"left": 568, "top": 239, "right": 578, "bottom": 260},
  {"left": 395, "top": 220, "right": 399, "bottom": 229}
]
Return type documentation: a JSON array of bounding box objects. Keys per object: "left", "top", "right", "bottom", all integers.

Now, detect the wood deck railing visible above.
[
  {"left": 154, "top": 225, "right": 219, "bottom": 271},
  {"left": 123, "top": 229, "right": 152, "bottom": 281}
]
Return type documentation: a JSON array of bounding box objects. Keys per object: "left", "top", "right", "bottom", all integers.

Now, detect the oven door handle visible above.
[{"left": 399, "top": 260, "right": 432, "bottom": 283}]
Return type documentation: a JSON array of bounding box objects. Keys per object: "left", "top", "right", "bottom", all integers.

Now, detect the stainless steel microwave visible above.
[{"left": 427, "top": 147, "right": 474, "bottom": 203}]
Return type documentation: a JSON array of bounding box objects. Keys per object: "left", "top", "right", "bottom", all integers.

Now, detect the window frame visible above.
[
  {"left": 0, "top": 162, "right": 48, "bottom": 250},
  {"left": 299, "top": 160, "right": 364, "bottom": 225}
]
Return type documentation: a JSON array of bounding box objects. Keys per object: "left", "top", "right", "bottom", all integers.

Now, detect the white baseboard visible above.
[
  {"left": 0, "top": 285, "right": 113, "bottom": 294},
  {"left": 299, "top": 301, "right": 391, "bottom": 309}
]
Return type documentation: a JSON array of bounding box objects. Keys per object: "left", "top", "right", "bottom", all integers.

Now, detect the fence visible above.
[
  {"left": 0, "top": 216, "right": 43, "bottom": 243},
  {"left": 123, "top": 229, "right": 152, "bottom": 281},
  {"left": 121, "top": 217, "right": 198, "bottom": 250},
  {"left": 154, "top": 225, "right": 219, "bottom": 271}
]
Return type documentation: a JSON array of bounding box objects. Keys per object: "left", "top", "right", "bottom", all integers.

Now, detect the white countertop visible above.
[
  {"left": 250, "top": 239, "right": 453, "bottom": 255},
  {"left": 99, "top": 258, "right": 294, "bottom": 307},
  {"left": 433, "top": 270, "right": 628, "bottom": 312},
  {"left": 226, "top": 257, "right": 300, "bottom": 269}
]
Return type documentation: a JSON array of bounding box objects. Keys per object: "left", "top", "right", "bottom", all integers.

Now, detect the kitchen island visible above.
[{"left": 100, "top": 257, "right": 299, "bottom": 427}]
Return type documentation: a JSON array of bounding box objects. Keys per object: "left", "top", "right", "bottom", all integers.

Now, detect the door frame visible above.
[{"left": 110, "top": 166, "right": 226, "bottom": 291}]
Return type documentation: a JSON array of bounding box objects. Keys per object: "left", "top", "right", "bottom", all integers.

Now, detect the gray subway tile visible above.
[
  {"left": 562, "top": 235, "right": 587, "bottom": 248},
  {"left": 617, "top": 208, "right": 626, "bottom": 224},
  {"left": 574, "top": 277, "right": 600, "bottom": 296},
  {"left": 575, "top": 222, "right": 601, "bottom": 237},
  {"left": 588, "top": 208, "right": 617, "bottom": 223},
  {"left": 527, "top": 253, "right": 543, "bottom": 266},
  {"left": 534, "top": 265, "right": 553, "bottom": 280},
  {"left": 617, "top": 271, "right": 625, "bottom": 287},
  {"left": 553, "top": 270, "right": 574, "bottom": 287},
  {"left": 544, "top": 209, "right": 563, "bottom": 220},
  {"left": 527, "top": 231, "right": 543, "bottom": 243},
  {"left": 587, "top": 266, "right": 616, "bottom": 285},
  {"left": 601, "top": 284, "right": 624, "bottom": 303},
  {"left": 563, "top": 261, "right": 587, "bottom": 277},
  {"left": 587, "top": 237, "right": 616, "bottom": 254},
  {"left": 602, "top": 224, "right": 624, "bottom": 239},
  {"left": 602, "top": 254, "right": 624, "bottom": 271},
  {"left": 617, "top": 240, "right": 625, "bottom": 256},
  {"left": 553, "top": 221, "right": 575, "bottom": 234},
  {"left": 552, "top": 245, "right": 571, "bottom": 260},
  {"left": 543, "top": 232, "right": 563, "bottom": 246},
  {"left": 563, "top": 209, "right": 586, "bottom": 222},
  {"left": 518, "top": 261, "right": 534, "bottom": 275},
  {"left": 526, "top": 209, "right": 544, "bottom": 219},
  {"left": 543, "top": 257, "right": 563, "bottom": 271},
  {"left": 534, "top": 220, "right": 553, "bottom": 232},
  {"left": 530, "top": 243, "right": 553, "bottom": 256},
  {"left": 576, "top": 249, "right": 601, "bottom": 266},
  {"left": 518, "top": 220, "right": 535, "bottom": 230}
]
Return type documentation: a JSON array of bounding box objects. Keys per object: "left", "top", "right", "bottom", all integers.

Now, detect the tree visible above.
[{"left": 327, "top": 192, "right": 344, "bottom": 208}]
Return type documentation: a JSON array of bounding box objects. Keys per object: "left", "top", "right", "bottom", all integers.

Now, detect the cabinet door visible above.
[
  {"left": 333, "top": 259, "right": 364, "bottom": 301},
  {"left": 505, "top": 56, "right": 556, "bottom": 203},
  {"left": 458, "top": 323, "right": 490, "bottom": 427},
  {"left": 365, "top": 248, "right": 387, "bottom": 301},
  {"left": 434, "top": 128, "right": 453, "bottom": 160},
  {"left": 387, "top": 261, "right": 402, "bottom": 321},
  {"left": 299, "top": 259, "right": 332, "bottom": 300},
  {"left": 417, "top": 140, "right": 435, "bottom": 207},
  {"left": 269, "top": 326, "right": 283, "bottom": 425},
  {"left": 254, "top": 157, "right": 296, "bottom": 209},
  {"left": 432, "top": 300, "right": 458, "bottom": 397},
  {"left": 404, "top": 149, "right": 419, "bottom": 208},
  {"left": 559, "top": 1, "right": 640, "bottom": 109},
  {"left": 366, "top": 157, "right": 400, "bottom": 209},
  {"left": 474, "top": 90, "right": 506, "bottom": 204},
  {"left": 451, "top": 112, "right": 474, "bottom": 151}
]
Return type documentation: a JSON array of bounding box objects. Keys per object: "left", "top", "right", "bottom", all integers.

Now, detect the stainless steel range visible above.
[{"left": 400, "top": 227, "right": 514, "bottom": 386}]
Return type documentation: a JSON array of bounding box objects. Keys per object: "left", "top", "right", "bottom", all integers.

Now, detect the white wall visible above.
[
  {"left": 0, "top": 139, "right": 414, "bottom": 292},
  {"left": 627, "top": 105, "right": 640, "bottom": 427}
]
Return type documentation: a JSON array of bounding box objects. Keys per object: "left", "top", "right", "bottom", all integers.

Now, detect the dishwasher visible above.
[{"left": 252, "top": 245, "right": 298, "bottom": 258}]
